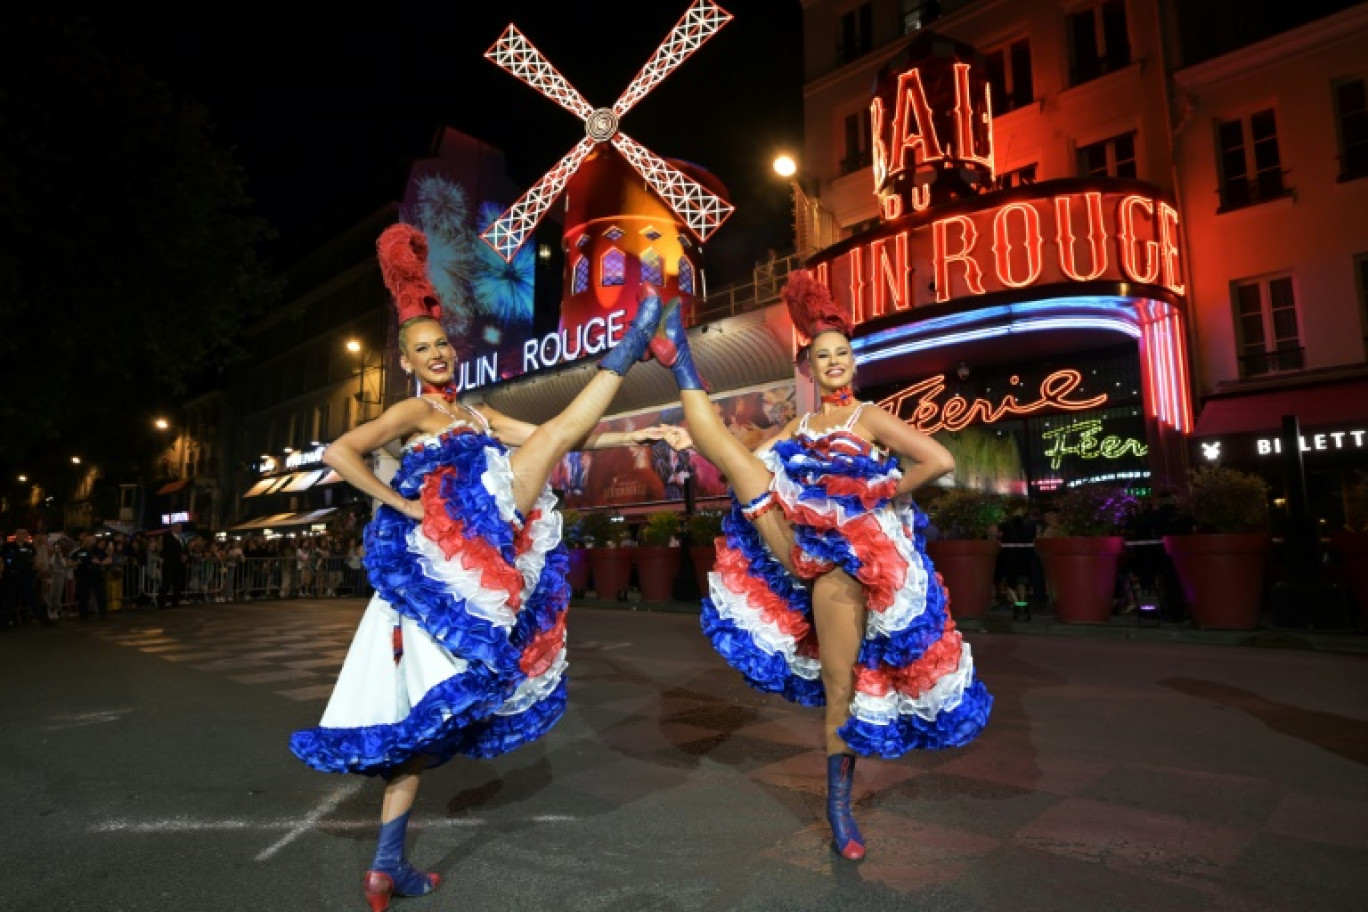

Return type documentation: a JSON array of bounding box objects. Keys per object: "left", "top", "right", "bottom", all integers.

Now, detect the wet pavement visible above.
[{"left": 1, "top": 598, "right": 1365, "bottom": 911}]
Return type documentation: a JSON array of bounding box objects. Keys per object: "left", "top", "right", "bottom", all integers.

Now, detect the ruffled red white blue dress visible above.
[
  {"left": 700, "top": 405, "right": 992, "bottom": 758},
  {"left": 290, "top": 405, "right": 569, "bottom": 776}
]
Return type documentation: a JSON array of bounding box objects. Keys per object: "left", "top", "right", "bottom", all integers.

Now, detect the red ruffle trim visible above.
[
  {"left": 853, "top": 616, "right": 964, "bottom": 700},
  {"left": 716, "top": 542, "right": 811, "bottom": 641},
  {"left": 419, "top": 467, "right": 525, "bottom": 611},
  {"left": 519, "top": 610, "right": 567, "bottom": 677},
  {"left": 779, "top": 500, "right": 907, "bottom": 612}
]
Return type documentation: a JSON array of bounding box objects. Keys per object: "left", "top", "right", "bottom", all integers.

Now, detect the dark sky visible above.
[{"left": 82, "top": 1, "right": 805, "bottom": 282}]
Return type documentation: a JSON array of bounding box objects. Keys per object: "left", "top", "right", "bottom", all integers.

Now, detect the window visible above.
[
  {"left": 1216, "top": 109, "right": 1287, "bottom": 210},
  {"left": 1357, "top": 254, "right": 1368, "bottom": 352},
  {"left": 312, "top": 405, "right": 329, "bottom": 443},
  {"left": 678, "top": 258, "right": 695, "bottom": 295},
  {"left": 985, "top": 38, "right": 1033, "bottom": 114},
  {"left": 1068, "top": 0, "right": 1131, "bottom": 86},
  {"left": 640, "top": 248, "right": 664, "bottom": 287},
  {"left": 841, "top": 111, "right": 872, "bottom": 174},
  {"left": 902, "top": 0, "right": 942, "bottom": 33},
  {"left": 838, "top": 3, "right": 874, "bottom": 64},
  {"left": 996, "top": 163, "right": 1038, "bottom": 190},
  {"left": 1233, "top": 275, "right": 1303, "bottom": 377},
  {"left": 572, "top": 256, "right": 590, "bottom": 294},
  {"left": 1077, "top": 132, "right": 1137, "bottom": 178},
  {"left": 601, "top": 248, "right": 626, "bottom": 287},
  {"left": 1334, "top": 78, "right": 1368, "bottom": 182}
]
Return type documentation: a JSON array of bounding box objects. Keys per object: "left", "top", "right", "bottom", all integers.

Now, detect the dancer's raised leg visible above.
[
  {"left": 506, "top": 288, "right": 663, "bottom": 515},
  {"left": 655, "top": 298, "right": 797, "bottom": 573}
]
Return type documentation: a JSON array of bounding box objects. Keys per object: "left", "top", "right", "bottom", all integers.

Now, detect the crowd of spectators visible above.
[{"left": 0, "top": 528, "right": 370, "bottom": 628}]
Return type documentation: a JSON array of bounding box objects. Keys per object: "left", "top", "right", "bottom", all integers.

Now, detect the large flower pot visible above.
[
  {"left": 634, "top": 546, "right": 682, "bottom": 603},
  {"left": 565, "top": 548, "right": 590, "bottom": 596},
  {"left": 691, "top": 543, "right": 719, "bottom": 599},
  {"left": 1035, "top": 536, "right": 1124, "bottom": 624},
  {"left": 588, "top": 547, "right": 634, "bottom": 601},
  {"left": 1328, "top": 531, "right": 1368, "bottom": 627},
  {"left": 1164, "top": 533, "right": 1271, "bottom": 630},
  {"left": 926, "top": 539, "right": 1001, "bottom": 620}
]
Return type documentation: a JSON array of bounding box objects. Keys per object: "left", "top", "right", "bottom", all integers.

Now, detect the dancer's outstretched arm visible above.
[{"left": 479, "top": 405, "right": 668, "bottom": 451}]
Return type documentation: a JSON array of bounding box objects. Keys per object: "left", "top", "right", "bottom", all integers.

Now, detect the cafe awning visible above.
[
  {"left": 229, "top": 508, "right": 337, "bottom": 532},
  {"left": 1193, "top": 378, "right": 1368, "bottom": 438}
]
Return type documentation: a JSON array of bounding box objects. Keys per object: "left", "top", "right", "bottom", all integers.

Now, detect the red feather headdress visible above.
[
  {"left": 376, "top": 223, "right": 442, "bottom": 325},
  {"left": 782, "top": 269, "right": 850, "bottom": 346}
]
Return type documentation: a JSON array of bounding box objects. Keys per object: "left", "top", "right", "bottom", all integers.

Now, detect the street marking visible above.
[
  {"left": 46, "top": 709, "right": 133, "bottom": 730},
  {"left": 256, "top": 779, "right": 364, "bottom": 861}
]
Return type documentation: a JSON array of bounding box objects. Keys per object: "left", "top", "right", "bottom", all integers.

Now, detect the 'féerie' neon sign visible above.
[
  {"left": 1042, "top": 418, "right": 1147, "bottom": 470},
  {"left": 878, "top": 368, "right": 1108, "bottom": 435}
]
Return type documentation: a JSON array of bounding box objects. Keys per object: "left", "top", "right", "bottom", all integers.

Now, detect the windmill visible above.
[{"left": 480, "top": 0, "right": 736, "bottom": 265}]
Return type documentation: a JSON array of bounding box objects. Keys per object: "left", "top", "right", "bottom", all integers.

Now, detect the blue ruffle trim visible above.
[
  {"left": 300, "top": 430, "right": 571, "bottom": 771},
  {"left": 838, "top": 679, "right": 994, "bottom": 759}
]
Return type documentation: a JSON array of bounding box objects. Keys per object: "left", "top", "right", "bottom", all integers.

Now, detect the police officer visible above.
[
  {"left": 2, "top": 529, "right": 52, "bottom": 627},
  {"left": 67, "top": 532, "right": 110, "bottom": 620}
]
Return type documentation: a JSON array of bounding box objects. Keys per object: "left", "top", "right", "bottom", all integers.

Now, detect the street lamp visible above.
[{"left": 772, "top": 153, "right": 838, "bottom": 258}]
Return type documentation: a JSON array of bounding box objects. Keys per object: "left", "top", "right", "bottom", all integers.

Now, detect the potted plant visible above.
[
  {"left": 634, "top": 510, "right": 683, "bottom": 603},
  {"left": 1328, "top": 474, "right": 1368, "bottom": 626},
  {"left": 924, "top": 488, "right": 1007, "bottom": 620},
  {"left": 581, "top": 511, "right": 633, "bottom": 601},
  {"left": 1035, "top": 484, "right": 1138, "bottom": 623},
  {"left": 686, "top": 509, "right": 726, "bottom": 597},
  {"left": 1163, "top": 465, "right": 1271, "bottom": 630},
  {"left": 560, "top": 508, "right": 591, "bottom": 596}
]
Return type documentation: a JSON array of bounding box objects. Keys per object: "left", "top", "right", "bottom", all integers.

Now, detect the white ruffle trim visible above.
[
  {"left": 848, "top": 642, "right": 975, "bottom": 724},
  {"left": 706, "top": 568, "right": 822, "bottom": 681}
]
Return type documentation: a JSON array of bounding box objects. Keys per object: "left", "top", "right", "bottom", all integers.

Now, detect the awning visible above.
[
  {"left": 315, "top": 468, "right": 345, "bottom": 486},
  {"left": 1193, "top": 378, "right": 1368, "bottom": 438},
  {"left": 229, "top": 508, "right": 337, "bottom": 532},
  {"left": 242, "top": 477, "right": 276, "bottom": 498},
  {"left": 283, "top": 469, "right": 326, "bottom": 492},
  {"left": 156, "top": 479, "right": 189, "bottom": 495}
]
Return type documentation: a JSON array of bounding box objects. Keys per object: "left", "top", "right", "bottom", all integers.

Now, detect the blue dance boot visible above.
[
  {"left": 600, "top": 283, "right": 664, "bottom": 376},
  {"left": 652, "top": 298, "right": 708, "bottom": 391},
  {"left": 363, "top": 811, "right": 441, "bottom": 912},
  {"left": 826, "top": 753, "right": 865, "bottom": 860}
]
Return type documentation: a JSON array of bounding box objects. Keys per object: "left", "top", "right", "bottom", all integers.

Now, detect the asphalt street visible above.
[{"left": 1, "top": 599, "right": 1365, "bottom": 912}]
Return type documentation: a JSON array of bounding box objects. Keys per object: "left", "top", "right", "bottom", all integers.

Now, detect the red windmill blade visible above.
[{"left": 481, "top": 0, "right": 735, "bottom": 262}]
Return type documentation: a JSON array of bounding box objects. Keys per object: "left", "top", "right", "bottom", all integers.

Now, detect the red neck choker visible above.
[
  {"left": 421, "top": 381, "right": 459, "bottom": 403},
  {"left": 821, "top": 385, "right": 855, "bottom": 407}
]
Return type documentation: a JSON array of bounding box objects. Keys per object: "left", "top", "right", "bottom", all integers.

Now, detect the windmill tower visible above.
[{"left": 482, "top": 0, "right": 735, "bottom": 339}]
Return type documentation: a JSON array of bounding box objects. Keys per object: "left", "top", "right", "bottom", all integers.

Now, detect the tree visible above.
[{"left": 0, "top": 6, "right": 279, "bottom": 475}]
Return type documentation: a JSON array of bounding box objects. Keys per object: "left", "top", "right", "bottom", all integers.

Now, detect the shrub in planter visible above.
[
  {"left": 635, "top": 510, "right": 682, "bottom": 602},
  {"left": 685, "top": 510, "right": 726, "bottom": 596},
  {"left": 560, "top": 508, "right": 590, "bottom": 595},
  {"left": 580, "top": 511, "right": 631, "bottom": 600},
  {"left": 1164, "top": 466, "right": 1271, "bottom": 630},
  {"left": 1036, "top": 484, "right": 1138, "bottom": 623},
  {"left": 925, "top": 489, "right": 1007, "bottom": 620}
]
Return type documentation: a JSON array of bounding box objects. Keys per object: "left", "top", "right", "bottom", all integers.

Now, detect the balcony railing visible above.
[
  {"left": 1240, "top": 346, "right": 1304, "bottom": 377},
  {"left": 1218, "top": 171, "right": 1291, "bottom": 212}
]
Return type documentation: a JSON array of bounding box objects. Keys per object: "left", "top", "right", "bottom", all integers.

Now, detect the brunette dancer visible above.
[{"left": 656, "top": 272, "right": 992, "bottom": 860}]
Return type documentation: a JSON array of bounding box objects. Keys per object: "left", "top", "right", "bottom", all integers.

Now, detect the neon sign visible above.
[
  {"left": 1041, "top": 419, "right": 1148, "bottom": 470},
  {"left": 877, "top": 368, "right": 1108, "bottom": 435},
  {"left": 814, "top": 187, "right": 1185, "bottom": 324},
  {"left": 1255, "top": 428, "right": 1367, "bottom": 455}
]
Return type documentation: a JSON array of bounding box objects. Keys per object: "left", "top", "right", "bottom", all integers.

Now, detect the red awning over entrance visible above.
[{"left": 1193, "top": 378, "right": 1368, "bottom": 438}]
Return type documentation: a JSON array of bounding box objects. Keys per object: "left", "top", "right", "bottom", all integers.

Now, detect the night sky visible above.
[{"left": 80, "top": 1, "right": 805, "bottom": 282}]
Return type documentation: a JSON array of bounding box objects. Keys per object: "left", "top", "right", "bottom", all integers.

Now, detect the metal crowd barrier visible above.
[{"left": 39, "top": 556, "right": 373, "bottom": 617}]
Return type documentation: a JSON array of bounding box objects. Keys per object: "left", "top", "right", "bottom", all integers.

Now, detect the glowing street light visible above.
[
  {"left": 773, "top": 154, "right": 798, "bottom": 179},
  {"left": 155, "top": 417, "right": 170, "bottom": 430},
  {"left": 18, "top": 475, "right": 27, "bottom": 483},
  {"left": 772, "top": 152, "right": 837, "bottom": 257},
  {"left": 71, "top": 456, "right": 81, "bottom": 465}
]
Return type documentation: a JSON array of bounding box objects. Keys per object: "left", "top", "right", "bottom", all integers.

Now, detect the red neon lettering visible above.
[
  {"left": 891, "top": 69, "right": 944, "bottom": 173},
  {"left": 881, "top": 193, "right": 904, "bottom": 220},
  {"left": 932, "top": 215, "right": 985, "bottom": 303},
  {"left": 877, "top": 369, "right": 1110, "bottom": 435},
  {"left": 1157, "top": 202, "right": 1185, "bottom": 295},
  {"left": 1117, "top": 195, "right": 1161, "bottom": 284},
  {"left": 952, "top": 62, "right": 993, "bottom": 174},
  {"left": 870, "top": 98, "right": 889, "bottom": 188},
  {"left": 1055, "top": 193, "right": 1109, "bottom": 281},
  {"left": 846, "top": 245, "right": 870, "bottom": 324},
  {"left": 991, "top": 202, "right": 1043, "bottom": 288},
  {"left": 869, "top": 232, "right": 911, "bottom": 317}
]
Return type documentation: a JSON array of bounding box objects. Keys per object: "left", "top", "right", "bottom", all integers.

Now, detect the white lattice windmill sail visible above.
[{"left": 481, "top": 0, "right": 735, "bottom": 262}]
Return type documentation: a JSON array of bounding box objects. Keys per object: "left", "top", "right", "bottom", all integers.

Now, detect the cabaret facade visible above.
[{"left": 796, "top": 3, "right": 1192, "bottom": 495}]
